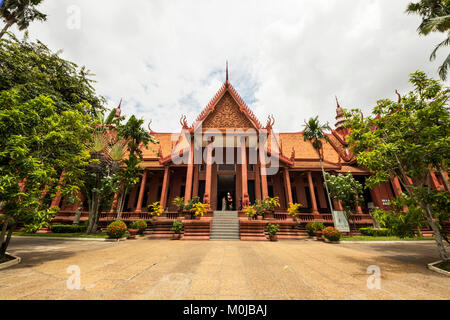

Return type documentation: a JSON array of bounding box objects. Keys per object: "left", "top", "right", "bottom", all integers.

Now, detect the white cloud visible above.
[{"left": 12, "top": 0, "right": 449, "bottom": 132}]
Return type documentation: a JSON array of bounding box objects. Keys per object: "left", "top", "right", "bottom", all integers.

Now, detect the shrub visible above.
[
  {"left": 171, "top": 220, "right": 184, "bottom": 234},
  {"left": 267, "top": 223, "right": 280, "bottom": 236},
  {"left": 305, "top": 222, "right": 315, "bottom": 236},
  {"left": 359, "top": 227, "right": 390, "bottom": 237},
  {"left": 311, "top": 222, "right": 325, "bottom": 231},
  {"left": 106, "top": 220, "right": 127, "bottom": 239},
  {"left": 50, "top": 224, "right": 86, "bottom": 233},
  {"left": 185, "top": 196, "right": 200, "bottom": 211},
  {"left": 263, "top": 197, "right": 280, "bottom": 210},
  {"left": 244, "top": 205, "right": 257, "bottom": 218},
  {"left": 134, "top": 219, "right": 147, "bottom": 234},
  {"left": 323, "top": 226, "right": 341, "bottom": 241}
]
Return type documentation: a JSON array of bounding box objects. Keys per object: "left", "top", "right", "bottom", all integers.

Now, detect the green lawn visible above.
[
  {"left": 13, "top": 232, "right": 108, "bottom": 239},
  {"left": 342, "top": 235, "right": 435, "bottom": 241}
]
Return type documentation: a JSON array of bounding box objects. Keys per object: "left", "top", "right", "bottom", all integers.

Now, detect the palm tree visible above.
[
  {"left": 406, "top": 0, "right": 450, "bottom": 80},
  {"left": 303, "top": 116, "right": 334, "bottom": 214},
  {"left": 0, "top": 0, "right": 47, "bottom": 39}
]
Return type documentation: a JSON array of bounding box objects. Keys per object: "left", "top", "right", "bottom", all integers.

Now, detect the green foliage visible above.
[
  {"left": 267, "top": 223, "right": 280, "bottom": 236},
  {"left": 305, "top": 222, "right": 316, "bottom": 236},
  {"left": 106, "top": 220, "right": 127, "bottom": 239},
  {"left": 0, "top": 214, "right": 14, "bottom": 229},
  {"left": 22, "top": 205, "right": 60, "bottom": 233},
  {"left": 171, "top": 220, "right": 184, "bottom": 234},
  {"left": 324, "top": 173, "right": 364, "bottom": 215},
  {"left": 344, "top": 71, "right": 450, "bottom": 259},
  {"left": 134, "top": 219, "right": 147, "bottom": 234},
  {"left": 359, "top": 227, "right": 391, "bottom": 237},
  {"left": 50, "top": 224, "right": 87, "bottom": 233},
  {"left": 0, "top": 34, "right": 104, "bottom": 115},
  {"left": 129, "top": 221, "right": 139, "bottom": 230},
  {"left": 302, "top": 116, "right": 331, "bottom": 159},
  {"left": 323, "top": 226, "right": 341, "bottom": 241},
  {"left": 406, "top": 0, "right": 450, "bottom": 79},
  {"left": 185, "top": 196, "right": 200, "bottom": 211},
  {"left": 148, "top": 201, "right": 163, "bottom": 216},
  {"left": 0, "top": 1, "right": 47, "bottom": 38},
  {"left": 172, "top": 196, "right": 185, "bottom": 212}
]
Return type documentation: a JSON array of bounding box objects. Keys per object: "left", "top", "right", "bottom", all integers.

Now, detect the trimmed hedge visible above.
[
  {"left": 359, "top": 227, "right": 390, "bottom": 237},
  {"left": 50, "top": 224, "right": 86, "bottom": 233},
  {"left": 106, "top": 220, "right": 127, "bottom": 239}
]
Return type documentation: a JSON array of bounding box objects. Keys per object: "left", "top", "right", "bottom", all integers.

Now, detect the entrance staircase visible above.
[{"left": 210, "top": 211, "right": 240, "bottom": 241}]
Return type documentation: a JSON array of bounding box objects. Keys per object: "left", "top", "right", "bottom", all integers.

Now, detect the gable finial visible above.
[
  {"left": 226, "top": 60, "right": 229, "bottom": 83},
  {"left": 115, "top": 98, "right": 122, "bottom": 118}
]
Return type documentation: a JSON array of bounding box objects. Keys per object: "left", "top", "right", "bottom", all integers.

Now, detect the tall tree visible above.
[
  {"left": 115, "top": 115, "right": 158, "bottom": 218},
  {"left": 0, "top": 0, "right": 47, "bottom": 39},
  {"left": 0, "top": 91, "right": 91, "bottom": 258},
  {"left": 406, "top": 0, "right": 450, "bottom": 80},
  {"left": 303, "top": 116, "right": 335, "bottom": 214},
  {"left": 344, "top": 71, "right": 449, "bottom": 261}
]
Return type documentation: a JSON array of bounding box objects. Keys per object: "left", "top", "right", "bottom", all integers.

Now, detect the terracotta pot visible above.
[
  {"left": 264, "top": 211, "right": 274, "bottom": 220},
  {"left": 314, "top": 230, "right": 323, "bottom": 241},
  {"left": 257, "top": 215, "right": 263, "bottom": 220},
  {"left": 127, "top": 228, "right": 138, "bottom": 239},
  {"left": 185, "top": 213, "right": 192, "bottom": 220},
  {"left": 269, "top": 234, "right": 278, "bottom": 241},
  {"left": 173, "top": 233, "right": 181, "bottom": 240}
]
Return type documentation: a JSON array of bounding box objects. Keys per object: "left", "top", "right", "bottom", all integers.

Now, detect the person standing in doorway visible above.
[{"left": 227, "top": 192, "right": 233, "bottom": 210}]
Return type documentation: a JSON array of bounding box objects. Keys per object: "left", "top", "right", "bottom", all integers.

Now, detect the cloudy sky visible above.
[{"left": 12, "top": 0, "right": 449, "bottom": 132}]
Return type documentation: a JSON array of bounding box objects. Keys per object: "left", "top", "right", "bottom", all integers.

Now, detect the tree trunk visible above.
[
  {"left": 0, "top": 224, "right": 15, "bottom": 258},
  {"left": 439, "top": 169, "right": 449, "bottom": 191},
  {"left": 0, "top": 21, "right": 14, "bottom": 39},
  {"left": 423, "top": 173, "right": 449, "bottom": 261},
  {"left": 0, "top": 215, "right": 10, "bottom": 259}
]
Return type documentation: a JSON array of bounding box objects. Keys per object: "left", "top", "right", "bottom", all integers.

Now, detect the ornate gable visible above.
[{"left": 202, "top": 91, "right": 256, "bottom": 128}]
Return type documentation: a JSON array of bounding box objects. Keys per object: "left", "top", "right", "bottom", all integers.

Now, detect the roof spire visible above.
[
  {"left": 335, "top": 95, "right": 340, "bottom": 109},
  {"left": 226, "top": 60, "right": 229, "bottom": 83}
]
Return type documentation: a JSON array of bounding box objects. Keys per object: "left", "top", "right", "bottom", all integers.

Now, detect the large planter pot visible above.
[
  {"left": 173, "top": 233, "right": 181, "bottom": 240},
  {"left": 269, "top": 234, "right": 278, "bottom": 241},
  {"left": 257, "top": 215, "right": 263, "bottom": 220},
  {"left": 127, "top": 228, "right": 138, "bottom": 239},
  {"left": 184, "top": 212, "right": 192, "bottom": 220},
  {"left": 264, "top": 211, "right": 274, "bottom": 220},
  {"left": 314, "top": 230, "right": 323, "bottom": 241}
]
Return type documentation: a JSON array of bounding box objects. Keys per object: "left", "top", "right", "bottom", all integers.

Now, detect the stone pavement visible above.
[{"left": 1, "top": 237, "right": 449, "bottom": 300}]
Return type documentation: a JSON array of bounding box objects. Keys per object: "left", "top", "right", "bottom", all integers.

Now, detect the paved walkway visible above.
[{"left": 1, "top": 237, "right": 449, "bottom": 299}]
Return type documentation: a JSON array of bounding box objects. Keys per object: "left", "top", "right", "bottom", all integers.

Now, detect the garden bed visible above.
[
  {"left": 13, "top": 232, "right": 108, "bottom": 239},
  {"left": 428, "top": 260, "right": 450, "bottom": 276},
  {"left": 0, "top": 253, "right": 21, "bottom": 270},
  {"left": 342, "top": 236, "right": 435, "bottom": 241}
]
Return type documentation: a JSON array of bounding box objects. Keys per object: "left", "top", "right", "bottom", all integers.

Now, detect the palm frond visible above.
[
  {"left": 438, "top": 52, "right": 450, "bottom": 81},
  {"left": 430, "top": 31, "right": 450, "bottom": 60}
]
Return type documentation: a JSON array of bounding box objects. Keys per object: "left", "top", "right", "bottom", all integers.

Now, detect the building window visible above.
[
  {"left": 218, "top": 164, "right": 235, "bottom": 171},
  {"left": 200, "top": 164, "right": 206, "bottom": 172},
  {"left": 247, "top": 164, "right": 254, "bottom": 172}
]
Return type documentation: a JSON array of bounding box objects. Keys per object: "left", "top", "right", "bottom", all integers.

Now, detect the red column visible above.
[
  {"left": 184, "top": 141, "right": 194, "bottom": 204},
  {"left": 241, "top": 139, "right": 249, "bottom": 207},
  {"left": 135, "top": 170, "right": 148, "bottom": 213},
  {"left": 307, "top": 171, "right": 319, "bottom": 214},
  {"left": 160, "top": 166, "right": 170, "bottom": 209},
  {"left": 430, "top": 171, "right": 443, "bottom": 191},
  {"left": 203, "top": 143, "right": 213, "bottom": 205},
  {"left": 259, "top": 141, "right": 269, "bottom": 200},
  {"left": 391, "top": 177, "right": 403, "bottom": 197},
  {"left": 283, "top": 167, "right": 293, "bottom": 205}
]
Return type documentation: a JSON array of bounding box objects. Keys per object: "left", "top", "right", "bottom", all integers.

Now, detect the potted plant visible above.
[
  {"left": 127, "top": 221, "right": 139, "bottom": 239},
  {"left": 172, "top": 196, "right": 185, "bottom": 216},
  {"left": 244, "top": 205, "right": 257, "bottom": 220},
  {"left": 267, "top": 223, "right": 280, "bottom": 241},
  {"left": 311, "top": 222, "right": 325, "bottom": 241},
  {"left": 322, "top": 226, "right": 341, "bottom": 243},
  {"left": 254, "top": 200, "right": 265, "bottom": 220},
  {"left": 287, "top": 202, "right": 302, "bottom": 222},
  {"left": 134, "top": 219, "right": 147, "bottom": 235},
  {"left": 171, "top": 220, "right": 183, "bottom": 239},
  {"left": 263, "top": 197, "right": 280, "bottom": 219},
  {"left": 184, "top": 196, "right": 200, "bottom": 220},
  {"left": 190, "top": 202, "right": 208, "bottom": 220},
  {"left": 148, "top": 201, "right": 163, "bottom": 221},
  {"left": 305, "top": 222, "right": 315, "bottom": 237}
]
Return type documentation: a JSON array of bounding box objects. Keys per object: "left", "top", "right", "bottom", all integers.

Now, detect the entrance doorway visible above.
[{"left": 217, "top": 175, "right": 236, "bottom": 210}]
